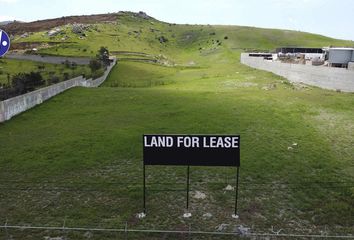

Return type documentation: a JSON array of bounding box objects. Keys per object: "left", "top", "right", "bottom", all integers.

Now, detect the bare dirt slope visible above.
[{"left": 2, "top": 13, "right": 119, "bottom": 35}]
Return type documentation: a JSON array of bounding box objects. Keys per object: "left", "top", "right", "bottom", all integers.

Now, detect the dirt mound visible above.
[{"left": 2, "top": 13, "right": 119, "bottom": 35}]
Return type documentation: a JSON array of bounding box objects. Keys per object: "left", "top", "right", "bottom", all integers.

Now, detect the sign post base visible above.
[
  {"left": 136, "top": 212, "right": 146, "bottom": 219},
  {"left": 183, "top": 212, "right": 192, "bottom": 218},
  {"left": 232, "top": 214, "right": 239, "bottom": 219}
]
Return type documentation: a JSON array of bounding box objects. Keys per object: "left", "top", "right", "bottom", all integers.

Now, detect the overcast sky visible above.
[{"left": 1, "top": 0, "right": 353, "bottom": 41}]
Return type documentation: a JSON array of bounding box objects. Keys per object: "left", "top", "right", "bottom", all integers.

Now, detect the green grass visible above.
[
  {"left": 0, "top": 58, "right": 91, "bottom": 85},
  {"left": 1, "top": 12, "right": 353, "bottom": 239},
  {"left": 102, "top": 61, "right": 178, "bottom": 87}
]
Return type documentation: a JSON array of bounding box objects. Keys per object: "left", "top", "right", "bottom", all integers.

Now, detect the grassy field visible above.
[
  {"left": 0, "top": 58, "right": 91, "bottom": 85},
  {"left": 0, "top": 12, "right": 353, "bottom": 239}
]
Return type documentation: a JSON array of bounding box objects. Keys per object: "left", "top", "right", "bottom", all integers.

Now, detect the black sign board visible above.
[
  {"left": 142, "top": 134, "right": 241, "bottom": 217},
  {"left": 143, "top": 134, "right": 240, "bottom": 167}
]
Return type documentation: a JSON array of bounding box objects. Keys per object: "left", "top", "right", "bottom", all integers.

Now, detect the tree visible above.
[
  {"left": 12, "top": 73, "right": 27, "bottom": 94},
  {"left": 96, "top": 47, "right": 110, "bottom": 66},
  {"left": 12, "top": 72, "right": 44, "bottom": 94},
  {"left": 49, "top": 75, "right": 60, "bottom": 84},
  {"left": 89, "top": 59, "right": 102, "bottom": 73},
  {"left": 63, "top": 72, "right": 70, "bottom": 80}
]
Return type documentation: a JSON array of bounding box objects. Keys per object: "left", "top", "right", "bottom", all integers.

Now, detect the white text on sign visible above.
[{"left": 144, "top": 136, "right": 239, "bottom": 148}]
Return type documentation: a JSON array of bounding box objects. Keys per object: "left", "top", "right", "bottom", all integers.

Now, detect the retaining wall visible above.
[
  {"left": 241, "top": 53, "right": 354, "bottom": 92},
  {"left": 0, "top": 58, "right": 116, "bottom": 122}
]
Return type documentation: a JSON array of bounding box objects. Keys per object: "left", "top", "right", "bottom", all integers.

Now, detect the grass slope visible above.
[
  {"left": 0, "top": 59, "right": 91, "bottom": 85},
  {"left": 1, "top": 12, "right": 353, "bottom": 239}
]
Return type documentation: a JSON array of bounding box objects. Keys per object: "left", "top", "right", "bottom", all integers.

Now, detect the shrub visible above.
[
  {"left": 63, "top": 60, "right": 71, "bottom": 68},
  {"left": 63, "top": 72, "right": 70, "bottom": 80},
  {"left": 92, "top": 68, "right": 105, "bottom": 79},
  {"left": 48, "top": 75, "right": 60, "bottom": 84},
  {"left": 71, "top": 62, "right": 77, "bottom": 69},
  {"left": 97, "top": 46, "right": 110, "bottom": 66},
  {"left": 89, "top": 59, "right": 102, "bottom": 73},
  {"left": 37, "top": 64, "right": 46, "bottom": 70},
  {"left": 12, "top": 72, "right": 44, "bottom": 94}
]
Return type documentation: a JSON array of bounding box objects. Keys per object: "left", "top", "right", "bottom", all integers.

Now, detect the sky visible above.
[{"left": 0, "top": 0, "right": 354, "bottom": 41}]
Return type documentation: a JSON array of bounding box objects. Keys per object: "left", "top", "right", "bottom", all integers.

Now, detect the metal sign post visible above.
[
  {"left": 142, "top": 134, "right": 240, "bottom": 218},
  {"left": 233, "top": 167, "right": 240, "bottom": 218},
  {"left": 143, "top": 163, "right": 146, "bottom": 214},
  {"left": 186, "top": 165, "right": 190, "bottom": 210}
]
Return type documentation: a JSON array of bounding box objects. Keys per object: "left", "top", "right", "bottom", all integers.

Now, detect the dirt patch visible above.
[
  {"left": 241, "top": 201, "right": 263, "bottom": 222},
  {"left": 223, "top": 80, "right": 258, "bottom": 88},
  {"left": 10, "top": 41, "right": 73, "bottom": 51},
  {"left": 3, "top": 13, "right": 118, "bottom": 35}
]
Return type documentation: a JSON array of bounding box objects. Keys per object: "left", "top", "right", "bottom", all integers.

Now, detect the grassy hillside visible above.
[
  {"left": 0, "top": 58, "right": 91, "bottom": 85},
  {"left": 1, "top": 12, "right": 353, "bottom": 239},
  {"left": 11, "top": 12, "right": 353, "bottom": 60}
]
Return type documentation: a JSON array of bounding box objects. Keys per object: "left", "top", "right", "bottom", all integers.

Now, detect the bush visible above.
[
  {"left": 96, "top": 47, "right": 110, "bottom": 66},
  {"left": 0, "top": 87, "right": 17, "bottom": 101},
  {"left": 63, "top": 60, "right": 71, "bottom": 68},
  {"left": 48, "top": 75, "right": 60, "bottom": 84},
  {"left": 92, "top": 68, "right": 105, "bottom": 79},
  {"left": 158, "top": 36, "right": 168, "bottom": 43},
  {"left": 37, "top": 65, "right": 46, "bottom": 70},
  {"left": 62, "top": 60, "right": 77, "bottom": 69},
  {"left": 63, "top": 72, "right": 70, "bottom": 80},
  {"left": 12, "top": 72, "right": 44, "bottom": 94},
  {"left": 71, "top": 62, "right": 77, "bottom": 69},
  {"left": 89, "top": 59, "right": 102, "bottom": 73}
]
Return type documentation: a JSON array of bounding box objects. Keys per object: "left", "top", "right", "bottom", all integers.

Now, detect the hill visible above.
[
  {"left": 0, "top": 12, "right": 353, "bottom": 239},
  {"left": 2, "top": 13, "right": 119, "bottom": 34},
  {"left": 6, "top": 12, "right": 353, "bottom": 59},
  {"left": 0, "top": 20, "right": 15, "bottom": 26}
]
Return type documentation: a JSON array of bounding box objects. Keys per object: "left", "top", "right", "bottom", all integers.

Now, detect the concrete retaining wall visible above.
[
  {"left": 241, "top": 53, "right": 354, "bottom": 92},
  {"left": 0, "top": 58, "right": 116, "bottom": 122},
  {"left": 5, "top": 54, "right": 91, "bottom": 65}
]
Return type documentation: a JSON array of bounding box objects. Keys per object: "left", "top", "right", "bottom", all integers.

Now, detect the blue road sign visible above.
[{"left": 0, "top": 29, "right": 10, "bottom": 57}]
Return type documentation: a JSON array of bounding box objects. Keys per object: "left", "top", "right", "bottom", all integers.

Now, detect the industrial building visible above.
[
  {"left": 323, "top": 47, "right": 354, "bottom": 68},
  {"left": 276, "top": 47, "right": 324, "bottom": 54},
  {"left": 248, "top": 47, "right": 354, "bottom": 70},
  {"left": 276, "top": 47, "right": 324, "bottom": 61}
]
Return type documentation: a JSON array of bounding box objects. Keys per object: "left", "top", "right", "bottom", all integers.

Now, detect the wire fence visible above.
[
  {"left": 0, "top": 179, "right": 353, "bottom": 190},
  {"left": 1, "top": 180, "right": 353, "bottom": 239},
  {"left": 1, "top": 223, "right": 354, "bottom": 239}
]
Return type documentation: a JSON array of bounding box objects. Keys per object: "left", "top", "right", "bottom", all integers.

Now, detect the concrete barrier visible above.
[
  {"left": 241, "top": 53, "right": 354, "bottom": 92},
  {"left": 0, "top": 58, "right": 116, "bottom": 122}
]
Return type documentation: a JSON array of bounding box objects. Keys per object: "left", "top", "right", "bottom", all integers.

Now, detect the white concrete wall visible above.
[
  {"left": 241, "top": 53, "right": 354, "bottom": 92},
  {"left": 0, "top": 58, "right": 116, "bottom": 122}
]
